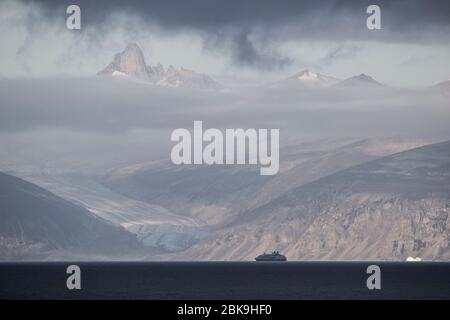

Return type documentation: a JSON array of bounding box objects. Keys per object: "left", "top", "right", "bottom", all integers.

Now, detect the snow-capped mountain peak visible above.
[
  {"left": 296, "top": 69, "right": 318, "bottom": 81},
  {"left": 278, "top": 69, "right": 340, "bottom": 88}
]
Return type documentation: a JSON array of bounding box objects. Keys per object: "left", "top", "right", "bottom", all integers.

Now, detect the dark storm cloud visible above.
[
  {"left": 24, "top": 0, "right": 450, "bottom": 70},
  {"left": 203, "top": 28, "right": 292, "bottom": 70},
  {"left": 319, "top": 45, "right": 362, "bottom": 66},
  {"left": 17, "top": 0, "right": 450, "bottom": 69},
  {"left": 29, "top": 0, "right": 450, "bottom": 31}
]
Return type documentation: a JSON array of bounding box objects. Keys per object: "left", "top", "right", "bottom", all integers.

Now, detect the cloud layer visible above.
[
  {"left": 1, "top": 0, "right": 450, "bottom": 85},
  {"left": 0, "top": 76, "right": 449, "bottom": 174}
]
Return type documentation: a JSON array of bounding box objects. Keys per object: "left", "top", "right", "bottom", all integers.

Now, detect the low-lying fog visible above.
[{"left": 0, "top": 76, "right": 448, "bottom": 174}]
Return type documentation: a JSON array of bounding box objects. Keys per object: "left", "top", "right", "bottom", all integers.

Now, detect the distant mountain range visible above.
[
  {"left": 272, "top": 69, "right": 383, "bottom": 89},
  {"left": 97, "top": 43, "right": 448, "bottom": 91},
  {"left": 97, "top": 43, "right": 223, "bottom": 90}
]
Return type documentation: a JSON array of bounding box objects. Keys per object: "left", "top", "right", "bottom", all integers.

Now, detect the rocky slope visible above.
[
  {"left": 0, "top": 172, "right": 143, "bottom": 260},
  {"left": 172, "top": 140, "right": 450, "bottom": 261},
  {"left": 104, "top": 138, "right": 429, "bottom": 226}
]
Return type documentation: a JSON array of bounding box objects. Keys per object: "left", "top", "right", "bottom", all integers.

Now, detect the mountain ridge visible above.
[
  {"left": 96, "top": 44, "right": 449, "bottom": 90},
  {"left": 103, "top": 138, "right": 430, "bottom": 227},
  {"left": 171, "top": 140, "right": 450, "bottom": 261},
  {"left": 97, "top": 43, "right": 223, "bottom": 90}
]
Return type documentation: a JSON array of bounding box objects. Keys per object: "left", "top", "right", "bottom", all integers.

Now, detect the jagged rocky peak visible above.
[
  {"left": 97, "top": 44, "right": 222, "bottom": 90},
  {"left": 98, "top": 43, "right": 152, "bottom": 79}
]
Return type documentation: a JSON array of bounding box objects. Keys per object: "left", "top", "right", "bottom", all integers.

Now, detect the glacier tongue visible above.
[{"left": 19, "top": 173, "right": 208, "bottom": 252}]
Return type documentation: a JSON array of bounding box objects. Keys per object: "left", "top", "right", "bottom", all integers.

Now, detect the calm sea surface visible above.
[{"left": 0, "top": 262, "right": 449, "bottom": 299}]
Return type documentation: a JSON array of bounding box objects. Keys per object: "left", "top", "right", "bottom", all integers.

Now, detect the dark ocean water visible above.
[{"left": 0, "top": 262, "right": 449, "bottom": 299}]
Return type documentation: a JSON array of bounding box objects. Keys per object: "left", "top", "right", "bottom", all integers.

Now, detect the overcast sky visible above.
[{"left": 1, "top": 0, "right": 450, "bottom": 86}]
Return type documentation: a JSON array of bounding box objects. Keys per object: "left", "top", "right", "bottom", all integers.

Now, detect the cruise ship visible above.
[{"left": 255, "top": 251, "right": 287, "bottom": 261}]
